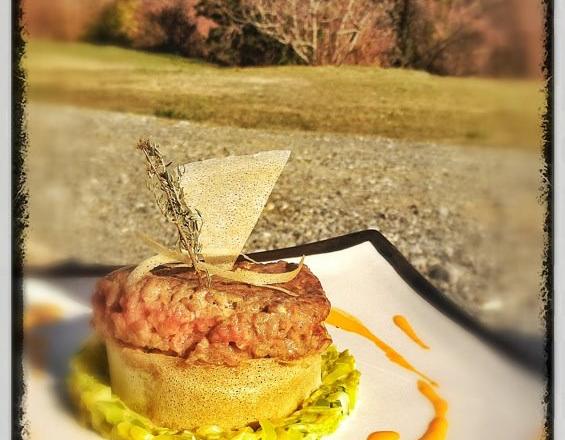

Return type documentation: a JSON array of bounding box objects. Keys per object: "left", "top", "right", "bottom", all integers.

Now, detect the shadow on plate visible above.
[{"left": 26, "top": 314, "right": 93, "bottom": 414}]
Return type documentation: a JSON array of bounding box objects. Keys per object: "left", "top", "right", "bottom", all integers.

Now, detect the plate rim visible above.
[{"left": 24, "top": 229, "right": 543, "bottom": 374}]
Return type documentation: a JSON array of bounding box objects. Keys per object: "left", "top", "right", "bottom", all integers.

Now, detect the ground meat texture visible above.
[{"left": 92, "top": 261, "right": 332, "bottom": 365}]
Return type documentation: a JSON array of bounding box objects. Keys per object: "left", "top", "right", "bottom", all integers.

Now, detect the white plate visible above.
[{"left": 24, "top": 238, "right": 544, "bottom": 440}]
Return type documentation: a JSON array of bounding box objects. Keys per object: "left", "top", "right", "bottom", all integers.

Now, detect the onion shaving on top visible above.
[
  {"left": 127, "top": 233, "right": 304, "bottom": 296},
  {"left": 196, "top": 258, "right": 304, "bottom": 297},
  {"left": 136, "top": 232, "right": 187, "bottom": 261},
  {"left": 241, "top": 253, "right": 260, "bottom": 264},
  {"left": 127, "top": 254, "right": 181, "bottom": 285}
]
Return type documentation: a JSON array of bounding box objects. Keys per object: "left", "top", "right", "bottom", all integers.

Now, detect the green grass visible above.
[{"left": 26, "top": 40, "right": 544, "bottom": 148}]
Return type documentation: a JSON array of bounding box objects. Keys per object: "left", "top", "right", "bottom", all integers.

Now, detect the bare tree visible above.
[
  {"left": 392, "top": 0, "right": 492, "bottom": 74},
  {"left": 200, "top": 0, "right": 393, "bottom": 65}
]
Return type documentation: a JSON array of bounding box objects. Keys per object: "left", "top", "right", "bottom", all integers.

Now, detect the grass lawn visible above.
[{"left": 26, "top": 40, "right": 544, "bottom": 149}]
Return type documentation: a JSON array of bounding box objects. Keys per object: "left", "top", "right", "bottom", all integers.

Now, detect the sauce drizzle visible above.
[
  {"left": 326, "top": 307, "right": 437, "bottom": 386},
  {"left": 367, "top": 431, "right": 400, "bottom": 440},
  {"left": 393, "top": 315, "right": 430, "bottom": 350},
  {"left": 24, "top": 303, "right": 63, "bottom": 331},
  {"left": 24, "top": 304, "right": 64, "bottom": 376},
  {"left": 416, "top": 380, "right": 448, "bottom": 440}
]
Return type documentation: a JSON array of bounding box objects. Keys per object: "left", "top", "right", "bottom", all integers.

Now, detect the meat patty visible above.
[{"left": 92, "top": 261, "right": 332, "bottom": 366}]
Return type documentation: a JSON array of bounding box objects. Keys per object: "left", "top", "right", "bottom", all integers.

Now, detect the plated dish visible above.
[
  {"left": 24, "top": 238, "right": 544, "bottom": 440},
  {"left": 72, "top": 258, "right": 359, "bottom": 439},
  {"left": 24, "top": 145, "right": 544, "bottom": 440},
  {"left": 57, "top": 145, "right": 363, "bottom": 439}
]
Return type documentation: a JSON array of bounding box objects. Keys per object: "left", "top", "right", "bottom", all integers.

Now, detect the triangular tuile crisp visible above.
[{"left": 179, "top": 150, "right": 290, "bottom": 269}]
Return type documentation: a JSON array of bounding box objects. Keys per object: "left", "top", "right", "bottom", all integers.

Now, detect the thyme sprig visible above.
[
  {"left": 132, "top": 140, "right": 303, "bottom": 295},
  {"left": 136, "top": 139, "right": 203, "bottom": 278}
]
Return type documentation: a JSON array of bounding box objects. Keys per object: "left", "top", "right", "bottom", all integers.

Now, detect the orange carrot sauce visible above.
[
  {"left": 393, "top": 315, "right": 430, "bottom": 350},
  {"left": 417, "top": 380, "right": 448, "bottom": 440},
  {"left": 24, "top": 303, "right": 63, "bottom": 376},
  {"left": 326, "top": 307, "right": 449, "bottom": 439},
  {"left": 366, "top": 381, "right": 448, "bottom": 440},
  {"left": 367, "top": 431, "right": 400, "bottom": 440},
  {"left": 326, "top": 307, "right": 437, "bottom": 386},
  {"left": 24, "top": 303, "right": 63, "bottom": 331}
]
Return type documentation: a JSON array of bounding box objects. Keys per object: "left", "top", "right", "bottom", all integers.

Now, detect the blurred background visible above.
[{"left": 23, "top": 0, "right": 545, "bottom": 336}]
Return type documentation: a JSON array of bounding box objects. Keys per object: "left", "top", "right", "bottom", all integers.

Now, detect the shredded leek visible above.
[{"left": 68, "top": 339, "right": 360, "bottom": 440}]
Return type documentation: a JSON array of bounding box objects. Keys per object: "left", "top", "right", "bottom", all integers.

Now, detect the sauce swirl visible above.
[
  {"left": 416, "top": 380, "right": 448, "bottom": 439},
  {"left": 326, "top": 307, "right": 448, "bottom": 440},
  {"left": 326, "top": 307, "right": 436, "bottom": 386},
  {"left": 24, "top": 303, "right": 63, "bottom": 330},
  {"left": 393, "top": 315, "right": 430, "bottom": 350},
  {"left": 367, "top": 382, "right": 447, "bottom": 440},
  {"left": 367, "top": 432, "right": 400, "bottom": 440},
  {"left": 24, "top": 304, "right": 63, "bottom": 376}
]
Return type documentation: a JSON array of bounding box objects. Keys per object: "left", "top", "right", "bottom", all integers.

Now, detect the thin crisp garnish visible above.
[
  {"left": 197, "top": 257, "right": 304, "bottom": 287},
  {"left": 178, "top": 150, "right": 290, "bottom": 269},
  {"left": 241, "top": 253, "right": 260, "bottom": 264},
  {"left": 129, "top": 234, "right": 304, "bottom": 294},
  {"left": 255, "top": 284, "right": 299, "bottom": 296},
  {"left": 127, "top": 254, "right": 181, "bottom": 285},
  {"left": 136, "top": 232, "right": 190, "bottom": 261}
]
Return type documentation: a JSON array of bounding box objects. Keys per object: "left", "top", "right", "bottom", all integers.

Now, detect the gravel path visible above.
[{"left": 27, "top": 103, "right": 544, "bottom": 333}]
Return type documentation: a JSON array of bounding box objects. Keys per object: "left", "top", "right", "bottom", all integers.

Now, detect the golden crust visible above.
[{"left": 105, "top": 338, "right": 322, "bottom": 430}]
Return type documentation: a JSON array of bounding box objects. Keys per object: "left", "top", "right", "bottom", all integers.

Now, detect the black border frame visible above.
[
  {"left": 12, "top": 0, "right": 26, "bottom": 439},
  {"left": 12, "top": 0, "right": 553, "bottom": 438},
  {"left": 542, "top": 1, "right": 554, "bottom": 439},
  {"left": 26, "top": 229, "right": 544, "bottom": 374}
]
